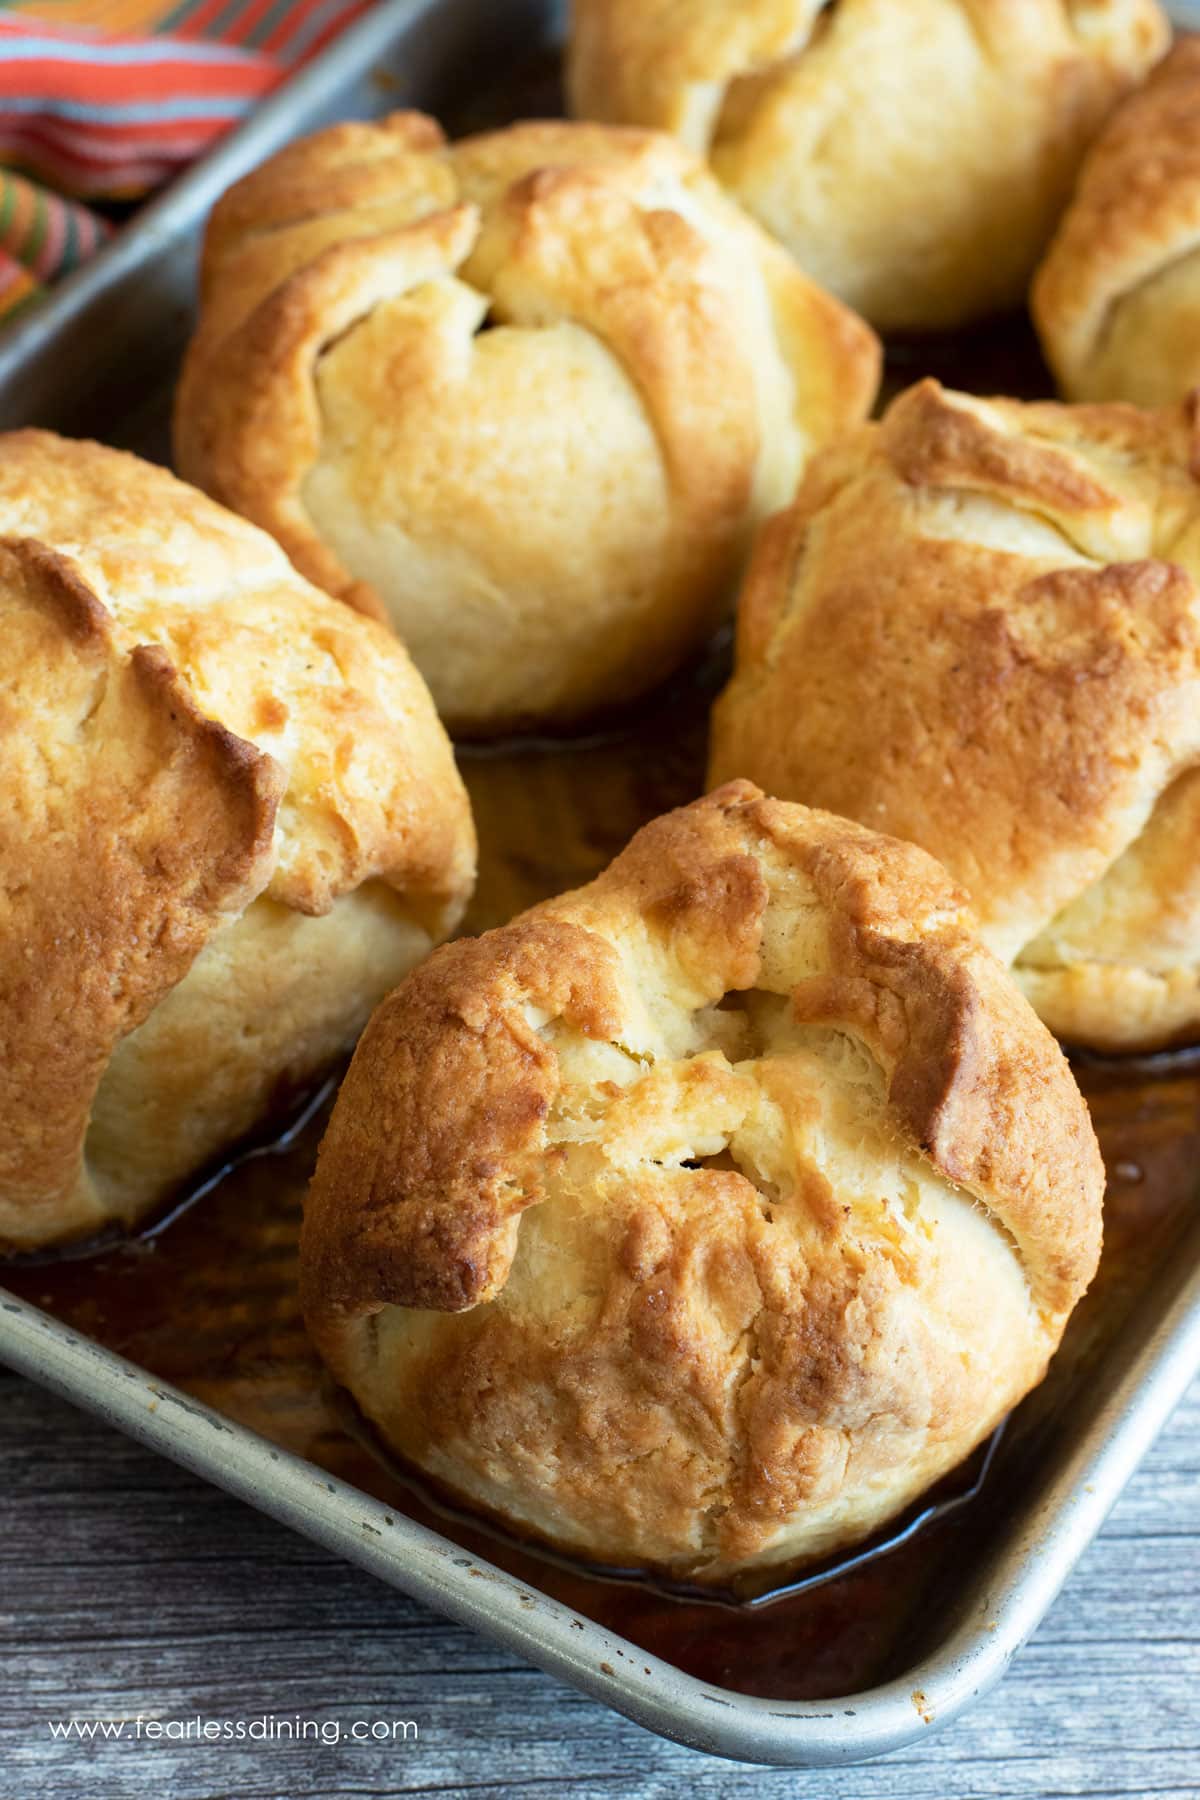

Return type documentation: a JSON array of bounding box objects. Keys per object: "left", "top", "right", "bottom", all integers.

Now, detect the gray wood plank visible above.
[{"left": 1, "top": 1367, "right": 1198, "bottom": 1800}]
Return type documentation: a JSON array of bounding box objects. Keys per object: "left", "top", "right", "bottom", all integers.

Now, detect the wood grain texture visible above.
[{"left": 1, "top": 1366, "right": 1197, "bottom": 1800}]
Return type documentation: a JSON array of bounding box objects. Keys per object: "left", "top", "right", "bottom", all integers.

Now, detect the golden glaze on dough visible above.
[
  {"left": 174, "top": 113, "right": 879, "bottom": 733},
  {"left": 568, "top": 0, "right": 1167, "bottom": 331},
  {"left": 302, "top": 783, "right": 1101, "bottom": 1579},
  {"left": 0, "top": 431, "right": 475, "bottom": 1252},
  {"left": 710, "top": 380, "right": 1200, "bottom": 1051}
]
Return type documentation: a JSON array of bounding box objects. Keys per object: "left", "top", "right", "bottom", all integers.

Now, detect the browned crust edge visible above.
[{"left": 0, "top": 536, "right": 283, "bottom": 1231}]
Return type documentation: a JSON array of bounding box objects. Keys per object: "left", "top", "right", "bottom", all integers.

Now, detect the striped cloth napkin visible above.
[{"left": 0, "top": 0, "right": 372, "bottom": 319}]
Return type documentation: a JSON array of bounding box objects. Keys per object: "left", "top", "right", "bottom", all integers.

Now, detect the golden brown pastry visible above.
[
  {"left": 710, "top": 379, "right": 1200, "bottom": 1053},
  {"left": 568, "top": 0, "right": 1169, "bottom": 333},
  {"left": 0, "top": 430, "right": 475, "bottom": 1255},
  {"left": 173, "top": 112, "right": 880, "bottom": 735},
  {"left": 1034, "top": 37, "right": 1200, "bottom": 405},
  {"left": 301, "top": 782, "right": 1102, "bottom": 1582}
]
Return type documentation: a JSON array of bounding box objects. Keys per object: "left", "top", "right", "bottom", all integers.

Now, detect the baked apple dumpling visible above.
[
  {"left": 0, "top": 430, "right": 475, "bottom": 1253},
  {"left": 174, "top": 113, "right": 880, "bottom": 734},
  {"left": 302, "top": 783, "right": 1101, "bottom": 1581}
]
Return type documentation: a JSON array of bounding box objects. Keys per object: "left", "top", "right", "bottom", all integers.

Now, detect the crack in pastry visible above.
[
  {"left": 710, "top": 379, "right": 1200, "bottom": 1052},
  {"left": 0, "top": 431, "right": 476, "bottom": 1254},
  {"left": 301, "top": 782, "right": 1101, "bottom": 1580},
  {"left": 1034, "top": 37, "right": 1200, "bottom": 406},
  {"left": 173, "top": 112, "right": 879, "bottom": 735},
  {"left": 567, "top": 0, "right": 1168, "bottom": 332}
]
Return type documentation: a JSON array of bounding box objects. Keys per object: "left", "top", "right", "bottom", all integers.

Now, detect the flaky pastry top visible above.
[
  {"left": 306, "top": 780, "right": 1100, "bottom": 1321},
  {"left": 1034, "top": 37, "right": 1200, "bottom": 404},
  {"left": 710, "top": 380, "right": 1200, "bottom": 1045},
  {"left": 306, "top": 780, "right": 1100, "bottom": 1322},
  {"left": 568, "top": 0, "right": 1168, "bottom": 330}
]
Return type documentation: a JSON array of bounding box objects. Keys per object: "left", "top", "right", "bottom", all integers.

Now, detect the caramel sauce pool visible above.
[{"left": 7, "top": 651, "right": 1199, "bottom": 1702}]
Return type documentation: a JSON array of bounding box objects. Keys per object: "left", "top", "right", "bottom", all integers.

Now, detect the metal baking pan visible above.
[{"left": 2, "top": 0, "right": 1200, "bottom": 1767}]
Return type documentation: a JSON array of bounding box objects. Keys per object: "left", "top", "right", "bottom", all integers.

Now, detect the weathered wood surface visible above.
[{"left": 1, "top": 1365, "right": 1197, "bottom": 1800}]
